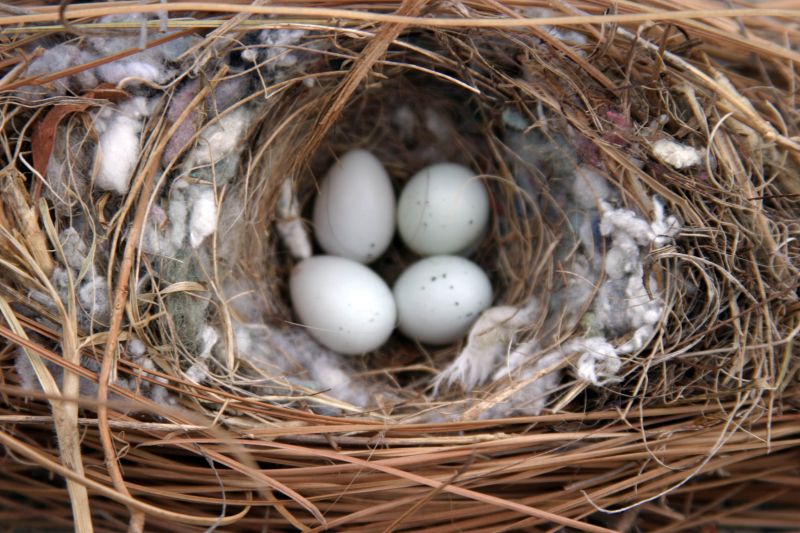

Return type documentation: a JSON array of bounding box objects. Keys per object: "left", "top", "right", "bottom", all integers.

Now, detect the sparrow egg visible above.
[
  {"left": 290, "top": 255, "right": 396, "bottom": 354},
  {"left": 393, "top": 255, "right": 492, "bottom": 344},
  {"left": 397, "top": 163, "right": 490, "bottom": 256},
  {"left": 313, "top": 149, "right": 395, "bottom": 263}
]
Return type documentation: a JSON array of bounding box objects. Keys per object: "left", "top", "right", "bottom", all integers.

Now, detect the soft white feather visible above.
[{"left": 435, "top": 298, "right": 540, "bottom": 393}]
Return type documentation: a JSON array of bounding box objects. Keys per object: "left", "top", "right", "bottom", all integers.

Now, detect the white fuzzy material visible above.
[
  {"left": 140, "top": 203, "right": 176, "bottom": 256},
  {"left": 185, "top": 361, "right": 208, "bottom": 384},
  {"left": 276, "top": 180, "right": 312, "bottom": 259},
  {"left": 241, "top": 48, "right": 259, "bottom": 63},
  {"left": 88, "top": 14, "right": 196, "bottom": 86},
  {"left": 571, "top": 166, "right": 612, "bottom": 210},
  {"left": 58, "top": 227, "right": 88, "bottom": 272},
  {"left": 78, "top": 275, "right": 109, "bottom": 323},
  {"left": 486, "top": 340, "right": 563, "bottom": 417},
  {"left": 168, "top": 184, "right": 190, "bottom": 249},
  {"left": 188, "top": 185, "right": 217, "bottom": 249},
  {"left": 650, "top": 197, "right": 680, "bottom": 246},
  {"left": 600, "top": 204, "right": 655, "bottom": 246},
  {"left": 19, "top": 44, "right": 98, "bottom": 98},
  {"left": 183, "top": 107, "right": 251, "bottom": 169},
  {"left": 435, "top": 299, "right": 540, "bottom": 393},
  {"left": 269, "top": 327, "right": 370, "bottom": 408},
  {"left": 603, "top": 233, "right": 641, "bottom": 279},
  {"left": 652, "top": 139, "right": 703, "bottom": 169},
  {"left": 198, "top": 325, "right": 219, "bottom": 359},
  {"left": 571, "top": 337, "right": 621, "bottom": 385},
  {"left": 618, "top": 324, "right": 656, "bottom": 355},
  {"left": 97, "top": 59, "right": 168, "bottom": 86},
  {"left": 570, "top": 197, "right": 679, "bottom": 385},
  {"left": 236, "top": 323, "right": 371, "bottom": 408},
  {"left": 138, "top": 357, "right": 174, "bottom": 405},
  {"left": 599, "top": 197, "right": 678, "bottom": 280},
  {"left": 257, "top": 29, "right": 306, "bottom": 68},
  {"left": 93, "top": 97, "right": 149, "bottom": 194},
  {"left": 128, "top": 338, "right": 146, "bottom": 358}
]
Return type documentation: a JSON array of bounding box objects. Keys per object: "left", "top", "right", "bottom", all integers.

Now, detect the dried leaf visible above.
[{"left": 31, "top": 86, "right": 130, "bottom": 176}]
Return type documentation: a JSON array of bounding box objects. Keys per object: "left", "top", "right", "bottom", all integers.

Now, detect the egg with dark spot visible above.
[
  {"left": 290, "top": 256, "right": 396, "bottom": 354},
  {"left": 397, "top": 163, "right": 490, "bottom": 256},
  {"left": 393, "top": 255, "right": 492, "bottom": 344}
]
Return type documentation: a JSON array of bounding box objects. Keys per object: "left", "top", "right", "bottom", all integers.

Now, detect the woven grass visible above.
[{"left": 1, "top": 1, "right": 799, "bottom": 531}]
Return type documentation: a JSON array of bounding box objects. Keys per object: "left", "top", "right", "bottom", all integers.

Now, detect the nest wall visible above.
[{"left": 0, "top": 1, "right": 798, "bottom": 531}]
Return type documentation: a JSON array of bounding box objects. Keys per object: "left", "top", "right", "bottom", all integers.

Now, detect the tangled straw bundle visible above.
[{"left": 1, "top": 1, "right": 799, "bottom": 531}]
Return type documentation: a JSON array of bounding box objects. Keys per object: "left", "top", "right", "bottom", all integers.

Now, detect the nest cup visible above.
[
  {"left": 1, "top": 2, "right": 799, "bottom": 531},
  {"left": 245, "top": 68, "right": 558, "bottom": 397}
]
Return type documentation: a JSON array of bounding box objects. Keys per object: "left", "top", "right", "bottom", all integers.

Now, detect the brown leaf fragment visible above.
[{"left": 31, "top": 85, "right": 130, "bottom": 177}]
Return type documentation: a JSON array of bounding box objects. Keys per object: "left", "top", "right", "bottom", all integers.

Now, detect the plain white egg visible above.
[
  {"left": 313, "top": 149, "right": 395, "bottom": 263},
  {"left": 393, "top": 255, "right": 492, "bottom": 344},
  {"left": 397, "top": 163, "right": 490, "bottom": 256},
  {"left": 290, "top": 255, "right": 396, "bottom": 354}
]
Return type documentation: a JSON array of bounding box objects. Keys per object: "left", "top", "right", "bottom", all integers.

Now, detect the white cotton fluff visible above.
[
  {"left": 78, "top": 274, "right": 110, "bottom": 323},
  {"left": 93, "top": 97, "right": 149, "bottom": 194},
  {"left": 188, "top": 185, "right": 217, "bottom": 249},
  {"left": 198, "top": 325, "right": 219, "bottom": 359},
  {"left": 235, "top": 323, "right": 371, "bottom": 409},
  {"left": 257, "top": 29, "right": 307, "bottom": 68},
  {"left": 571, "top": 337, "right": 621, "bottom": 385},
  {"left": 18, "top": 44, "right": 98, "bottom": 99},
  {"left": 88, "top": 14, "right": 196, "bottom": 86},
  {"left": 138, "top": 357, "right": 174, "bottom": 405},
  {"left": 603, "top": 233, "right": 642, "bottom": 279},
  {"left": 168, "top": 183, "right": 190, "bottom": 249},
  {"left": 276, "top": 180, "right": 312, "bottom": 260},
  {"left": 486, "top": 340, "right": 563, "bottom": 418},
  {"left": 600, "top": 203, "right": 655, "bottom": 246},
  {"left": 58, "top": 227, "right": 89, "bottom": 272},
  {"left": 128, "top": 338, "right": 146, "bottom": 358},
  {"left": 573, "top": 196, "right": 679, "bottom": 384},
  {"left": 223, "top": 279, "right": 267, "bottom": 323},
  {"left": 140, "top": 203, "right": 176, "bottom": 256},
  {"left": 185, "top": 361, "right": 209, "bottom": 384},
  {"left": 650, "top": 197, "right": 680, "bottom": 246},
  {"left": 435, "top": 299, "right": 540, "bottom": 393},
  {"left": 571, "top": 166, "right": 612, "bottom": 210},
  {"left": 183, "top": 107, "right": 251, "bottom": 170},
  {"left": 269, "top": 327, "right": 371, "bottom": 408},
  {"left": 652, "top": 139, "right": 703, "bottom": 169},
  {"left": 97, "top": 59, "right": 168, "bottom": 86}
]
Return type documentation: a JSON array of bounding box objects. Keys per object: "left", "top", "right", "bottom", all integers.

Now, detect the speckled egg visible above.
[
  {"left": 313, "top": 149, "right": 395, "bottom": 263},
  {"left": 397, "top": 163, "right": 490, "bottom": 256},
  {"left": 290, "top": 255, "right": 396, "bottom": 354},
  {"left": 393, "top": 255, "right": 492, "bottom": 344}
]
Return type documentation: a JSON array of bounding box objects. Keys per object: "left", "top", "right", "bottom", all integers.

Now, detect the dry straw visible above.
[{"left": 1, "top": 0, "right": 799, "bottom": 531}]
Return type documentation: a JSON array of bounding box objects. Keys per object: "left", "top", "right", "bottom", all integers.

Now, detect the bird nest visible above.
[{"left": 0, "top": 1, "right": 798, "bottom": 531}]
